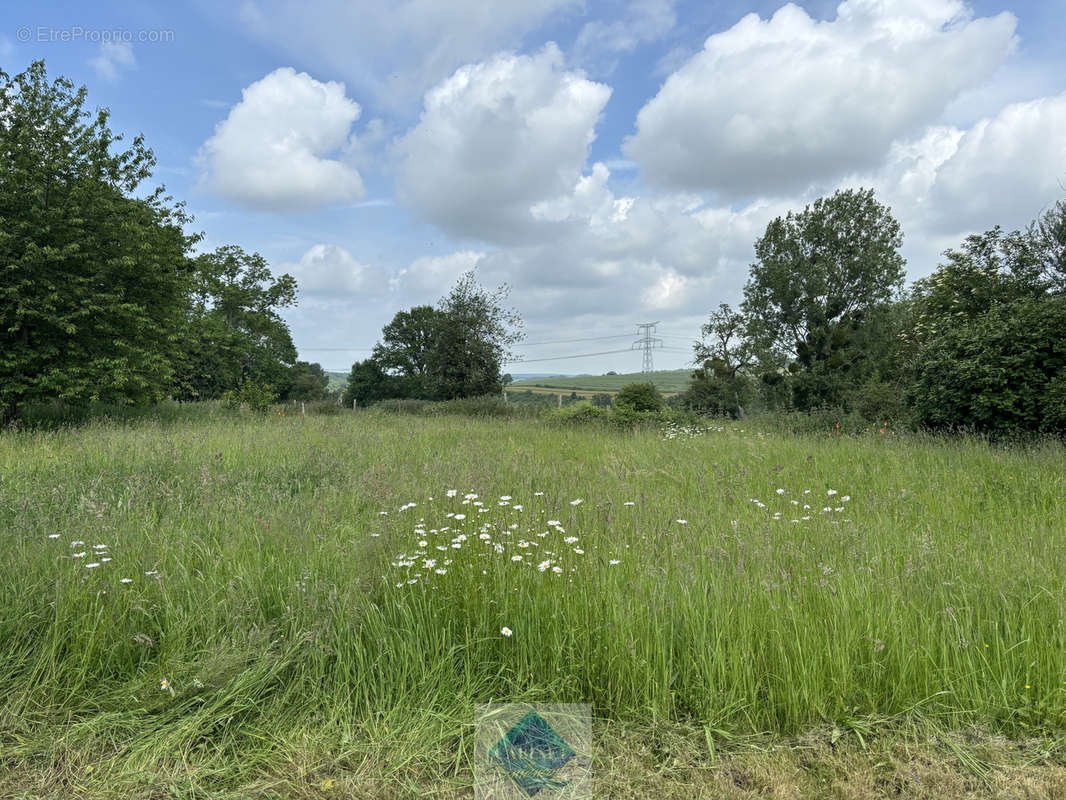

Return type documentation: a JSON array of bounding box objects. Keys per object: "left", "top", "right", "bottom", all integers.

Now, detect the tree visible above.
[
  {"left": 430, "top": 272, "right": 523, "bottom": 400},
  {"left": 342, "top": 358, "right": 402, "bottom": 406},
  {"left": 685, "top": 304, "right": 756, "bottom": 417},
  {"left": 615, "top": 382, "right": 664, "bottom": 412},
  {"left": 910, "top": 295, "right": 1066, "bottom": 434},
  {"left": 907, "top": 212, "right": 1066, "bottom": 433},
  {"left": 742, "top": 188, "right": 906, "bottom": 410},
  {"left": 370, "top": 305, "right": 445, "bottom": 399},
  {"left": 0, "top": 61, "right": 197, "bottom": 420},
  {"left": 285, "top": 361, "right": 329, "bottom": 401},
  {"left": 908, "top": 226, "right": 1044, "bottom": 344},
  {"left": 175, "top": 245, "right": 298, "bottom": 399}
]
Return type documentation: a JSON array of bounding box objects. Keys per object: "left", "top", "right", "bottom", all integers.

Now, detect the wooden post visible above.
[
  {"left": 557, "top": 393, "right": 562, "bottom": 408},
  {"left": 301, "top": 402, "right": 305, "bottom": 417},
  {"left": 353, "top": 398, "right": 357, "bottom": 410}
]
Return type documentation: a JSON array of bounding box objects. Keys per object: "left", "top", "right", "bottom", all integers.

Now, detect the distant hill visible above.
[
  {"left": 325, "top": 371, "right": 348, "bottom": 392},
  {"left": 508, "top": 369, "right": 691, "bottom": 395}
]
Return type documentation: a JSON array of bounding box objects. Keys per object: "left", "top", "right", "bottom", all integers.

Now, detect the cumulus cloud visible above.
[
  {"left": 396, "top": 250, "right": 488, "bottom": 297},
  {"left": 198, "top": 68, "right": 366, "bottom": 211},
  {"left": 572, "top": 0, "right": 677, "bottom": 74},
  {"left": 285, "top": 244, "right": 386, "bottom": 295},
  {"left": 239, "top": 0, "right": 579, "bottom": 108},
  {"left": 89, "top": 42, "right": 136, "bottom": 81},
  {"left": 395, "top": 44, "right": 611, "bottom": 242},
  {"left": 625, "top": 0, "right": 1017, "bottom": 198},
  {"left": 928, "top": 92, "right": 1066, "bottom": 232}
]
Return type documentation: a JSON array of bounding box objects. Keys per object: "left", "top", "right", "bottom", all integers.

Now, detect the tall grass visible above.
[{"left": 1, "top": 411, "right": 1064, "bottom": 792}]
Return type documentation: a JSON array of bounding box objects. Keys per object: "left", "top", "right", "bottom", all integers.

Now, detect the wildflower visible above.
[
  {"left": 145, "top": 570, "right": 158, "bottom": 576},
  {"left": 418, "top": 540, "right": 428, "bottom": 547},
  {"left": 534, "top": 491, "right": 545, "bottom": 496},
  {"left": 537, "top": 560, "right": 552, "bottom": 572},
  {"left": 85, "top": 562, "right": 101, "bottom": 569},
  {"left": 101, "top": 557, "right": 111, "bottom": 562},
  {"left": 547, "top": 519, "right": 560, "bottom": 526},
  {"left": 564, "top": 536, "right": 578, "bottom": 544},
  {"left": 446, "top": 489, "right": 458, "bottom": 497},
  {"left": 434, "top": 568, "right": 447, "bottom": 575},
  {"left": 827, "top": 489, "right": 838, "bottom": 497},
  {"left": 569, "top": 498, "right": 583, "bottom": 506},
  {"left": 160, "top": 678, "right": 170, "bottom": 691},
  {"left": 551, "top": 566, "right": 563, "bottom": 574},
  {"left": 501, "top": 627, "right": 513, "bottom": 637},
  {"left": 120, "top": 578, "right": 132, "bottom": 584},
  {"left": 511, "top": 555, "right": 523, "bottom": 562},
  {"left": 609, "top": 559, "right": 621, "bottom": 565},
  {"left": 500, "top": 495, "right": 512, "bottom": 501},
  {"left": 512, "top": 504, "right": 523, "bottom": 511},
  {"left": 73, "top": 551, "right": 87, "bottom": 559},
  {"left": 71, "top": 540, "right": 84, "bottom": 547},
  {"left": 623, "top": 501, "right": 635, "bottom": 506},
  {"left": 676, "top": 519, "right": 688, "bottom": 525},
  {"left": 841, "top": 495, "right": 851, "bottom": 502},
  {"left": 48, "top": 534, "right": 61, "bottom": 539},
  {"left": 573, "top": 548, "right": 584, "bottom": 555},
  {"left": 776, "top": 489, "right": 786, "bottom": 495},
  {"left": 454, "top": 513, "right": 466, "bottom": 520}
]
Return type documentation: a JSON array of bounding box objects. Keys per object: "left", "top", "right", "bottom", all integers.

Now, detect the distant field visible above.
[{"left": 509, "top": 368, "right": 691, "bottom": 394}]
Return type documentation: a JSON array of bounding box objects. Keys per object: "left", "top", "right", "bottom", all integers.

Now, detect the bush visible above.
[
  {"left": 548, "top": 401, "right": 609, "bottom": 425},
  {"left": 221, "top": 381, "right": 278, "bottom": 413},
  {"left": 615, "top": 383, "right": 664, "bottom": 412}
]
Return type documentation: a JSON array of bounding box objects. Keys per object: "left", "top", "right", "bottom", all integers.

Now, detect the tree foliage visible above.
[
  {"left": 175, "top": 245, "right": 298, "bottom": 400},
  {"left": 0, "top": 62, "right": 197, "bottom": 419},
  {"left": 347, "top": 272, "right": 522, "bottom": 404},
  {"left": 741, "top": 188, "right": 906, "bottom": 410}
]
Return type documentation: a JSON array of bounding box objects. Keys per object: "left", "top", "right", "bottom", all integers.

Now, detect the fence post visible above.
[
  {"left": 353, "top": 398, "right": 357, "bottom": 411},
  {"left": 301, "top": 402, "right": 305, "bottom": 417},
  {"left": 557, "top": 393, "right": 562, "bottom": 408}
]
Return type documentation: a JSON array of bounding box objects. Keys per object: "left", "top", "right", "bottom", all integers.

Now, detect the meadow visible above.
[{"left": 2, "top": 406, "right": 1066, "bottom": 798}]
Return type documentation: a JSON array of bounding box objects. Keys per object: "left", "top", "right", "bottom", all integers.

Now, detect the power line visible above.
[
  {"left": 519, "top": 333, "right": 635, "bottom": 347},
  {"left": 505, "top": 347, "right": 636, "bottom": 364}
]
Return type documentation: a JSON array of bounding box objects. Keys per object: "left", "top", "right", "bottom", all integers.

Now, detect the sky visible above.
[{"left": 3, "top": 0, "right": 1065, "bottom": 374}]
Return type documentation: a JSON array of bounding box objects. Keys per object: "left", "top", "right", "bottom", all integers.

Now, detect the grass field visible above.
[
  {"left": 2, "top": 407, "right": 1066, "bottom": 797},
  {"left": 508, "top": 368, "right": 692, "bottom": 394}
]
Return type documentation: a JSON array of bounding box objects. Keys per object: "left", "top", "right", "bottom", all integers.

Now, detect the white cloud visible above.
[
  {"left": 285, "top": 244, "right": 385, "bottom": 294},
  {"left": 572, "top": 0, "right": 677, "bottom": 74},
  {"left": 928, "top": 92, "right": 1066, "bottom": 232},
  {"left": 625, "top": 0, "right": 1017, "bottom": 198},
  {"left": 239, "top": 0, "right": 580, "bottom": 108},
  {"left": 198, "top": 68, "right": 366, "bottom": 211},
  {"left": 89, "top": 42, "right": 136, "bottom": 81},
  {"left": 397, "top": 250, "right": 487, "bottom": 297},
  {"left": 395, "top": 44, "right": 611, "bottom": 242}
]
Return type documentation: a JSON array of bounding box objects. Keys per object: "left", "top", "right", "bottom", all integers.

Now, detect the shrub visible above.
[
  {"left": 615, "top": 382, "right": 664, "bottom": 412},
  {"left": 220, "top": 381, "right": 278, "bottom": 413},
  {"left": 548, "top": 402, "right": 609, "bottom": 425}
]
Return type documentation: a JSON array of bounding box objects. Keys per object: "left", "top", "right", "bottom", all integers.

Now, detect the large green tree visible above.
[
  {"left": 742, "top": 188, "right": 906, "bottom": 410},
  {"left": 0, "top": 61, "right": 197, "bottom": 420},
  {"left": 908, "top": 206, "right": 1066, "bottom": 433},
  {"left": 350, "top": 272, "right": 523, "bottom": 403},
  {"left": 175, "top": 245, "right": 298, "bottom": 399}
]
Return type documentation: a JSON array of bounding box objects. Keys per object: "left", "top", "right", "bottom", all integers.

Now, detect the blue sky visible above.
[{"left": 3, "top": 0, "right": 1064, "bottom": 373}]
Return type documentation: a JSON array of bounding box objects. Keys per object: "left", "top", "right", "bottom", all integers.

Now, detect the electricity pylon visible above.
[{"left": 632, "top": 322, "right": 663, "bottom": 373}]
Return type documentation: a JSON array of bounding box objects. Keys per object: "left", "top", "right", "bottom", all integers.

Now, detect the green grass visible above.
[
  {"left": 509, "top": 368, "right": 692, "bottom": 394},
  {"left": 2, "top": 408, "right": 1065, "bottom": 797}
]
